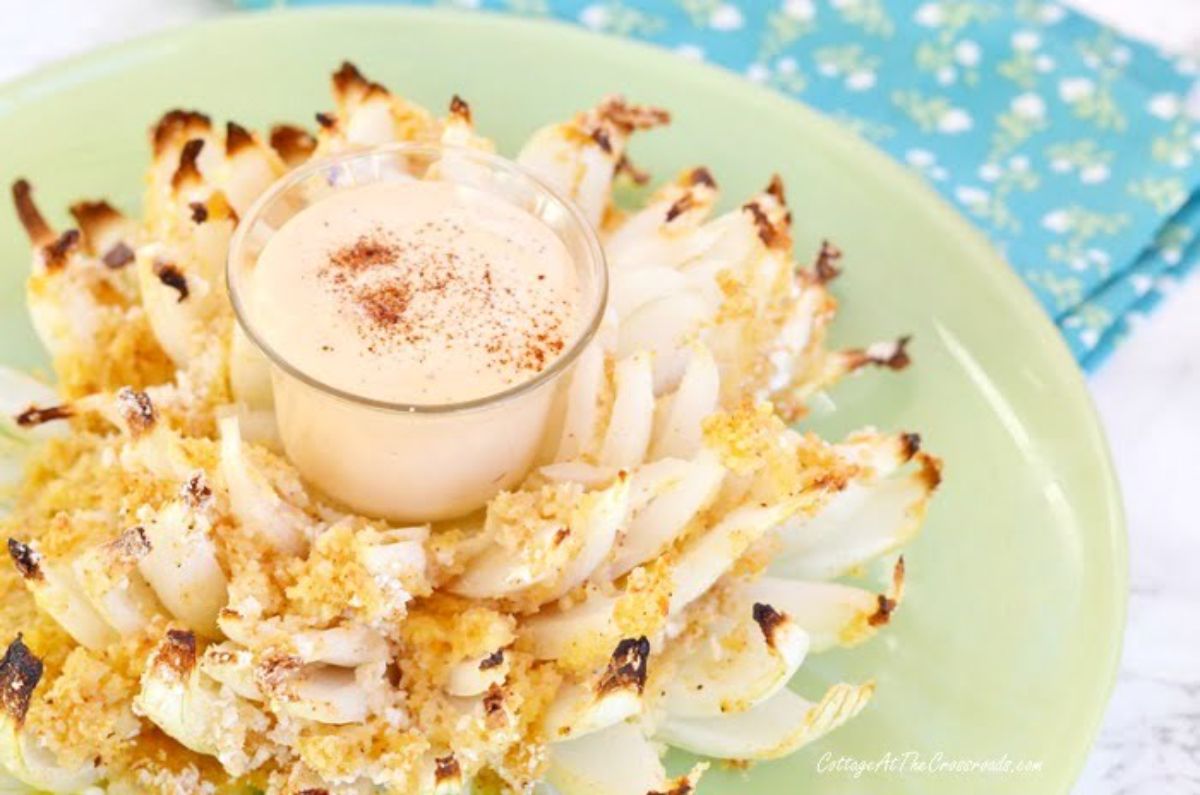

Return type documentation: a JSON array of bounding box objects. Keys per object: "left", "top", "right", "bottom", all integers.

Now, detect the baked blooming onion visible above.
[{"left": 0, "top": 62, "right": 941, "bottom": 794}]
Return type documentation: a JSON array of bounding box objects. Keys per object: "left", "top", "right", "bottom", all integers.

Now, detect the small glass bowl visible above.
[{"left": 227, "top": 144, "right": 607, "bottom": 522}]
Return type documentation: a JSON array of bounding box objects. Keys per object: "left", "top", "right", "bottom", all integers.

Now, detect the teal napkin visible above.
[{"left": 241, "top": 0, "right": 1200, "bottom": 370}]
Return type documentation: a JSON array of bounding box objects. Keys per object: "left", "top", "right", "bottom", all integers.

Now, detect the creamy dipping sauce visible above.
[
  {"left": 236, "top": 166, "right": 600, "bottom": 523},
  {"left": 251, "top": 180, "right": 581, "bottom": 405}
]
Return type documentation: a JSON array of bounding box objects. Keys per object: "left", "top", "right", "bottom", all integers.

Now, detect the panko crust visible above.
[{"left": 0, "top": 60, "right": 937, "bottom": 795}]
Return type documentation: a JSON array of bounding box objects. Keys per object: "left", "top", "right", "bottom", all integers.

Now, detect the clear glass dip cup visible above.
[{"left": 227, "top": 144, "right": 607, "bottom": 522}]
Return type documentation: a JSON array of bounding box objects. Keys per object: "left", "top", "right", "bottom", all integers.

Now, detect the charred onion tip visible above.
[
  {"left": 449, "top": 94, "right": 471, "bottom": 122},
  {"left": 591, "top": 126, "right": 613, "bottom": 153},
  {"left": 70, "top": 199, "right": 114, "bottom": 211},
  {"left": 919, "top": 454, "right": 944, "bottom": 490},
  {"left": 615, "top": 153, "right": 651, "bottom": 185},
  {"left": 434, "top": 754, "right": 461, "bottom": 782},
  {"left": 888, "top": 335, "right": 913, "bottom": 369},
  {"left": 479, "top": 649, "right": 505, "bottom": 670},
  {"left": 766, "top": 173, "right": 787, "bottom": 204},
  {"left": 12, "top": 179, "right": 53, "bottom": 245},
  {"left": 116, "top": 386, "right": 158, "bottom": 435},
  {"left": 269, "top": 124, "right": 317, "bottom": 160},
  {"left": 891, "top": 557, "right": 909, "bottom": 601},
  {"left": 43, "top": 229, "right": 82, "bottom": 268},
  {"left": 689, "top": 166, "right": 716, "bottom": 188},
  {"left": 665, "top": 193, "right": 694, "bottom": 223},
  {"left": 166, "top": 628, "right": 196, "bottom": 647},
  {"left": 751, "top": 602, "right": 787, "bottom": 647},
  {"left": 315, "top": 112, "right": 336, "bottom": 129},
  {"left": 649, "top": 783, "right": 693, "bottom": 795},
  {"left": 270, "top": 123, "right": 312, "bottom": 139},
  {"left": 171, "top": 138, "right": 206, "bottom": 189},
  {"left": 225, "top": 121, "right": 254, "bottom": 155},
  {"left": 858, "top": 335, "right": 912, "bottom": 371},
  {"left": 600, "top": 636, "right": 650, "bottom": 694},
  {"left": 332, "top": 60, "right": 387, "bottom": 98},
  {"left": 181, "top": 471, "right": 213, "bottom": 508},
  {"left": 6, "top": 538, "right": 41, "bottom": 581},
  {"left": 593, "top": 96, "right": 672, "bottom": 131},
  {"left": 333, "top": 60, "right": 364, "bottom": 85},
  {"left": 868, "top": 593, "right": 898, "bottom": 627},
  {"left": 900, "top": 432, "right": 922, "bottom": 459},
  {"left": 180, "top": 138, "right": 205, "bottom": 165},
  {"left": 68, "top": 200, "right": 123, "bottom": 242},
  {"left": 482, "top": 682, "right": 507, "bottom": 726},
  {"left": 152, "top": 109, "right": 212, "bottom": 152},
  {"left": 15, "top": 403, "right": 73, "bottom": 428},
  {"left": 813, "top": 240, "right": 844, "bottom": 283},
  {"left": 0, "top": 635, "right": 44, "bottom": 725},
  {"left": 256, "top": 654, "right": 304, "bottom": 694},
  {"left": 119, "top": 526, "right": 153, "bottom": 558},
  {"left": 155, "top": 629, "right": 199, "bottom": 675},
  {"left": 153, "top": 261, "right": 190, "bottom": 302},
  {"left": 742, "top": 200, "right": 785, "bottom": 248}
]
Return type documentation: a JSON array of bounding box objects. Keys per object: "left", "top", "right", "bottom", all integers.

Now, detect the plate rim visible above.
[{"left": 0, "top": 6, "right": 1128, "bottom": 791}]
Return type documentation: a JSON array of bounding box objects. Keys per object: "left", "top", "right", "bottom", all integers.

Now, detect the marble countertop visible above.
[{"left": 2, "top": 1, "right": 1198, "bottom": 793}]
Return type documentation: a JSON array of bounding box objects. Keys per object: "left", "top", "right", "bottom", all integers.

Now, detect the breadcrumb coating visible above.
[
  {"left": 286, "top": 519, "right": 430, "bottom": 628},
  {"left": 0, "top": 62, "right": 937, "bottom": 794}
]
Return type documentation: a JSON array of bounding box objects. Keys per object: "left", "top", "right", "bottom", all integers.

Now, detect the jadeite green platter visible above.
[{"left": 0, "top": 8, "right": 1125, "bottom": 794}]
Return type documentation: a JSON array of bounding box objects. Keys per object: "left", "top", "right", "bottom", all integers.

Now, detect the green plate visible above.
[{"left": 0, "top": 8, "right": 1125, "bottom": 794}]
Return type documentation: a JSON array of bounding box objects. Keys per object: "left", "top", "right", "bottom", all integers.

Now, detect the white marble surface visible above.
[
  {"left": 1063, "top": 6, "right": 1200, "bottom": 793},
  {"left": 2, "top": 1, "right": 1198, "bottom": 793}
]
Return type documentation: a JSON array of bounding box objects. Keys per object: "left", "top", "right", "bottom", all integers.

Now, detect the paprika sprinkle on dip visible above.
[{"left": 248, "top": 180, "right": 580, "bottom": 405}]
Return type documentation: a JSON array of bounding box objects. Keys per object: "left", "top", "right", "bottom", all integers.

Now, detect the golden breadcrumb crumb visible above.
[
  {"left": 715, "top": 269, "right": 756, "bottom": 325},
  {"left": 46, "top": 305, "right": 175, "bottom": 399},
  {"left": 702, "top": 402, "right": 785, "bottom": 476},
  {"left": 400, "top": 595, "right": 515, "bottom": 680},
  {"left": 285, "top": 518, "right": 428, "bottom": 627},
  {"left": 0, "top": 564, "right": 73, "bottom": 675},
  {"left": 24, "top": 645, "right": 139, "bottom": 768},
  {"left": 2, "top": 432, "right": 176, "bottom": 560},
  {"left": 296, "top": 720, "right": 428, "bottom": 790}
]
